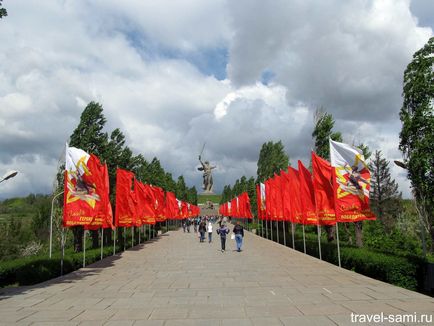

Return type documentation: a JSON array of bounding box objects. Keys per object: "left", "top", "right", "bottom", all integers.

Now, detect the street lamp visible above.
[
  {"left": 49, "top": 190, "right": 64, "bottom": 258},
  {"left": 0, "top": 170, "right": 18, "bottom": 183},
  {"left": 394, "top": 160, "right": 426, "bottom": 257}
]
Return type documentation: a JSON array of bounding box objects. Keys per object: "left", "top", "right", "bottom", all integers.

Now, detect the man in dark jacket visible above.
[
  {"left": 232, "top": 221, "right": 244, "bottom": 252},
  {"left": 198, "top": 220, "right": 206, "bottom": 242},
  {"left": 216, "top": 223, "right": 230, "bottom": 252}
]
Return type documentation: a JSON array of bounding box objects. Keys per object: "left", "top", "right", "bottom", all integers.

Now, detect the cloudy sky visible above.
[{"left": 0, "top": 0, "right": 432, "bottom": 199}]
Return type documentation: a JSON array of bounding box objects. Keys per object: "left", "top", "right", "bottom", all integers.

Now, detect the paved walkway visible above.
[{"left": 1, "top": 226, "right": 433, "bottom": 325}]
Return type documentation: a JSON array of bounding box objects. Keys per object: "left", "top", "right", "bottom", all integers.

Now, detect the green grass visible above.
[{"left": 197, "top": 194, "right": 221, "bottom": 204}]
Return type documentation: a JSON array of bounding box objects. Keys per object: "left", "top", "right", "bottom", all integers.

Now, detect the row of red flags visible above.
[
  {"left": 219, "top": 192, "right": 253, "bottom": 219},
  {"left": 63, "top": 147, "right": 200, "bottom": 229},
  {"left": 220, "top": 151, "right": 375, "bottom": 225}
]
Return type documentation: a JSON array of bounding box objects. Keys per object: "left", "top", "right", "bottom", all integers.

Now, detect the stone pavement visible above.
[{"left": 1, "top": 226, "right": 433, "bottom": 326}]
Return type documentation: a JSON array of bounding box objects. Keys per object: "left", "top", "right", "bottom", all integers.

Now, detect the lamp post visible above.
[
  {"left": 0, "top": 170, "right": 18, "bottom": 183},
  {"left": 49, "top": 190, "right": 64, "bottom": 258},
  {"left": 394, "top": 160, "right": 427, "bottom": 257}
]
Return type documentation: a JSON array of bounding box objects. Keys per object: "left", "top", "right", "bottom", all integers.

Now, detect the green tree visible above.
[
  {"left": 312, "top": 108, "right": 343, "bottom": 160},
  {"left": 69, "top": 102, "right": 108, "bottom": 158},
  {"left": 0, "top": 0, "right": 7, "bottom": 19},
  {"left": 246, "top": 177, "right": 257, "bottom": 217},
  {"left": 256, "top": 141, "right": 289, "bottom": 183},
  {"left": 176, "top": 175, "right": 187, "bottom": 201},
  {"left": 369, "top": 150, "right": 402, "bottom": 233},
  {"left": 399, "top": 36, "right": 434, "bottom": 252}
]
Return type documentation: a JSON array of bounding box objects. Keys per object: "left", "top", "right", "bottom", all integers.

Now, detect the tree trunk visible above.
[
  {"left": 430, "top": 225, "right": 434, "bottom": 253},
  {"left": 325, "top": 225, "right": 335, "bottom": 242},
  {"left": 72, "top": 226, "right": 83, "bottom": 252},
  {"left": 355, "top": 221, "right": 363, "bottom": 248},
  {"left": 343, "top": 223, "right": 353, "bottom": 245},
  {"left": 91, "top": 230, "right": 99, "bottom": 249},
  {"left": 103, "top": 228, "right": 112, "bottom": 246}
]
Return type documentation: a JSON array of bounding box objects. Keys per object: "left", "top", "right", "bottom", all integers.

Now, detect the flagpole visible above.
[
  {"left": 60, "top": 227, "right": 65, "bottom": 276},
  {"left": 123, "top": 227, "right": 126, "bottom": 251},
  {"left": 276, "top": 220, "right": 280, "bottom": 244},
  {"left": 113, "top": 228, "right": 116, "bottom": 255},
  {"left": 83, "top": 230, "right": 86, "bottom": 268},
  {"left": 139, "top": 225, "right": 141, "bottom": 244},
  {"left": 302, "top": 224, "right": 306, "bottom": 254},
  {"left": 283, "top": 221, "right": 287, "bottom": 246},
  {"left": 291, "top": 223, "right": 295, "bottom": 249},
  {"left": 270, "top": 220, "right": 274, "bottom": 241},
  {"left": 265, "top": 219, "right": 268, "bottom": 239},
  {"left": 100, "top": 228, "right": 103, "bottom": 260},
  {"left": 166, "top": 219, "right": 168, "bottom": 233},
  {"left": 336, "top": 222, "right": 341, "bottom": 267},
  {"left": 317, "top": 225, "right": 322, "bottom": 260},
  {"left": 132, "top": 226, "right": 134, "bottom": 247}
]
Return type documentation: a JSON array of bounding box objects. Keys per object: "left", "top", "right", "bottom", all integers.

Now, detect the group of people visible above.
[{"left": 181, "top": 216, "right": 245, "bottom": 252}]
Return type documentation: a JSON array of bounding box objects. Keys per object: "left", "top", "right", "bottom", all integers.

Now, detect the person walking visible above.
[
  {"left": 198, "top": 220, "right": 206, "bottom": 242},
  {"left": 207, "top": 221, "right": 213, "bottom": 243},
  {"left": 193, "top": 218, "right": 198, "bottom": 233},
  {"left": 216, "top": 223, "right": 229, "bottom": 252},
  {"left": 182, "top": 219, "right": 186, "bottom": 233},
  {"left": 186, "top": 218, "right": 191, "bottom": 233},
  {"left": 232, "top": 221, "right": 244, "bottom": 252}
]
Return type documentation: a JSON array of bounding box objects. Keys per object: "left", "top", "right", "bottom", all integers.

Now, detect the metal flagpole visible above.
[
  {"left": 100, "top": 228, "right": 103, "bottom": 260},
  {"left": 276, "top": 220, "right": 280, "bottom": 244},
  {"left": 139, "top": 225, "right": 141, "bottom": 244},
  {"left": 270, "top": 220, "right": 273, "bottom": 241},
  {"left": 61, "top": 228, "right": 65, "bottom": 276},
  {"left": 166, "top": 219, "right": 169, "bottom": 233},
  {"left": 291, "top": 223, "right": 295, "bottom": 249},
  {"left": 283, "top": 221, "right": 287, "bottom": 246},
  {"left": 83, "top": 230, "right": 86, "bottom": 268},
  {"left": 132, "top": 226, "right": 134, "bottom": 247},
  {"left": 113, "top": 228, "right": 116, "bottom": 255},
  {"left": 336, "top": 223, "right": 341, "bottom": 267},
  {"left": 123, "top": 227, "right": 126, "bottom": 251},
  {"left": 149, "top": 224, "right": 151, "bottom": 240},
  {"left": 302, "top": 224, "right": 306, "bottom": 254},
  {"left": 265, "top": 220, "right": 268, "bottom": 239},
  {"left": 317, "top": 225, "right": 322, "bottom": 260}
]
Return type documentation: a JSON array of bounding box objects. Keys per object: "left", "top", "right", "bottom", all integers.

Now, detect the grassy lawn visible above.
[{"left": 197, "top": 194, "right": 221, "bottom": 204}]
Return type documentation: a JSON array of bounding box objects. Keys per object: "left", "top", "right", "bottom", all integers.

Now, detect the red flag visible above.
[
  {"left": 135, "top": 181, "right": 156, "bottom": 225},
  {"left": 287, "top": 167, "right": 303, "bottom": 224},
  {"left": 165, "top": 192, "right": 178, "bottom": 219},
  {"left": 181, "top": 201, "right": 189, "bottom": 218},
  {"left": 280, "top": 170, "right": 292, "bottom": 222},
  {"left": 115, "top": 168, "right": 136, "bottom": 227},
  {"left": 63, "top": 151, "right": 107, "bottom": 228},
  {"left": 240, "top": 192, "right": 253, "bottom": 219},
  {"left": 311, "top": 152, "right": 336, "bottom": 225},
  {"left": 330, "top": 140, "right": 376, "bottom": 222},
  {"left": 298, "top": 160, "right": 318, "bottom": 225},
  {"left": 84, "top": 158, "right": 114, "bottom": 230},
  {"left": 152, "top": 186, "right": 166, "bottom": 222},
  {"left": 230, "top": 198, "right": 238, "bottom": 217}
]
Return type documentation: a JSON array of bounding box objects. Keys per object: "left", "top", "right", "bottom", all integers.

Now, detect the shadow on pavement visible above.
[{"left": 0, "top": 231, "right": 173, "bottom": 299}]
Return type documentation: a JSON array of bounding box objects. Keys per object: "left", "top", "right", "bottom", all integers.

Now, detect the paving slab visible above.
[{"left": 0, "top": 225, "right": 433, "bottom": 325}]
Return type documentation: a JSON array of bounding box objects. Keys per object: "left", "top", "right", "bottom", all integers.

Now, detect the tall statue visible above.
[{"left": 198, "top": 155, "right": 216, "bottom": 193}]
